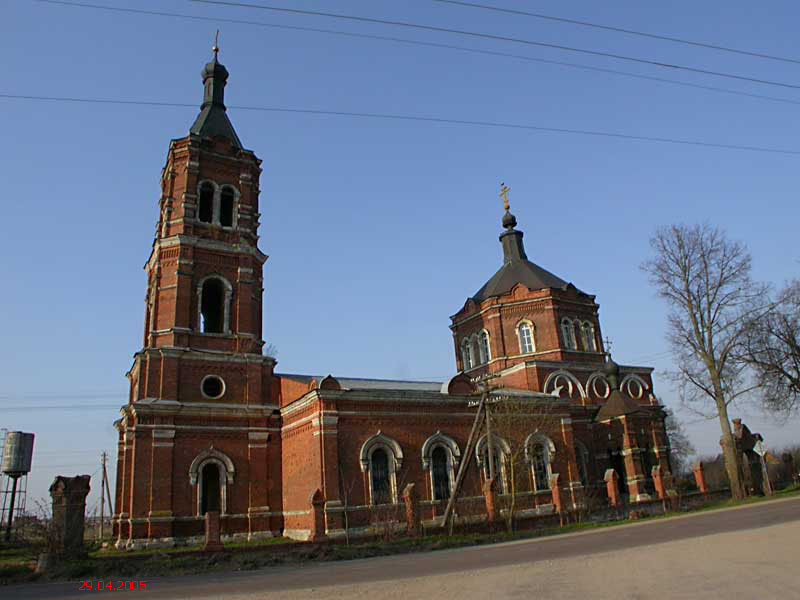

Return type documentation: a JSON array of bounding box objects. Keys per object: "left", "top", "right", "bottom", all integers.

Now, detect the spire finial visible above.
[
  {"left": 603, "top": 336, "right": 613, "bottom": 357},
  {"left": 213, "top": 30, "right": 220, "bottom": 59},
  {"left": 499, "top": 182, "right": 511, "bottom": 212}
]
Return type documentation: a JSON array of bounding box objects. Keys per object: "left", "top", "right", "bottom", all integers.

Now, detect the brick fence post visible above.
[
  {"left": 49, "top": 475, "right": 91, "bottom": 558},
  {"left": 549, "top": 473, "right": 564, "bottom": 526},
  {"left": 693, "top": 462, "right": 708, "bottom": 494},
  {"left": 604, "top": 469, "right": 620, "bottom": 508},
  {"left": 203, "top": 511, "right": 223, "bottom": 552},
  {"left": 651, "top": 465, "right": 665, "bottom": 499},
  {"left": 402, "top": 483, "right": 421, "bottom": 537},
  {"left": 309, "top": 489, "right": 327, "bottom": 542},
  {"left": 482, "top": 478, "right": 497, "bottom": 526}
]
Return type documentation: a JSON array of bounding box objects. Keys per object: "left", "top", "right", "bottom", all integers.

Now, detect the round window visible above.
[{"left": 201, "top": 375, "right": 225, "bottom": 400}]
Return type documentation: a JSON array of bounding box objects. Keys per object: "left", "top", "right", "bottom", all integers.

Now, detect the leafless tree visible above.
[
  {"left": 664, "top": 408, "right": 695, "bottom": 475},
  {"left": 742, "top": 280, "right": 800, "bottom": 416},
  {"left": 642, "top": 224, "right": 769, "bottom": 499},
  {"left": 488, "top": 394, "right": 557, "bottom": 532}
]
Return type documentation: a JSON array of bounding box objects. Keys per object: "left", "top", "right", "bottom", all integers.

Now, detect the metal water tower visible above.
[{"left": 1, "top": 432, "right": 34, "bottom": 541}]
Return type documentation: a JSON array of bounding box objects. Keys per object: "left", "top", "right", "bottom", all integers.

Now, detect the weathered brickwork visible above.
[{"left": 112, "top": 51, "right": 674, "bottom": 547}]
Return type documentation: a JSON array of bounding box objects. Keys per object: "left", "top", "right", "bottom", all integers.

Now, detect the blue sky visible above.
[{"left": 2, "top": 0, "right": 799, "bottom": 510}]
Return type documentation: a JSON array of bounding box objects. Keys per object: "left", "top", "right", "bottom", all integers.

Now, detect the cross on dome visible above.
[{"left": 499, "top": 183, "right": 511, "bottom": 212}]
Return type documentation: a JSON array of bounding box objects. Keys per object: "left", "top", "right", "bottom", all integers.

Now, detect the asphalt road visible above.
[{"left": 9, "top": 496, "right": 800, "bottom": 600}]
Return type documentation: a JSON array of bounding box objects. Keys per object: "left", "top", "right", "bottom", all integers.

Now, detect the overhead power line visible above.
[
  {"left": 33, "top": 1, "right": 800, "bottom": 108},
  {"left": 189, "top": 0, "right": 800, "bottom": 90},
  {"left": 1, "top": 92, "right": 799, "bottom": 156},
  {"left": 430, "top": 0, "right": 800, "bottom": 65},
  {"left": 0, "top": 403, "right": 121, "bottom": 411},
  {"left": 0, "top": 391, "right": 124, "bottom": 400}
]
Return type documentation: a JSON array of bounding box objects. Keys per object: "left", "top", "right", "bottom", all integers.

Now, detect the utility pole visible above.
[
  {"left": 99, "top": 452, "right": 107, "bottom": 542},
  {"left": 442, "top": 374, "right": 498, "bottom": 534},
  {"left": 485, "top": 398, "right": 496, "bottom": 483}
]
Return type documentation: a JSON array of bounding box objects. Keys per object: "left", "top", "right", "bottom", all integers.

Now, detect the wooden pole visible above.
[
  {"left": 104, "top": 467, "right": 113, "bottom": 518},
  {"left": 442, "top": 395, "right": 485, "bottom": 534},
  {"left": 485, "top": 402, "right": 495, "bottom": 482},
  {"left": 99, "top": 452, "right": 106, "bottom": 542}
]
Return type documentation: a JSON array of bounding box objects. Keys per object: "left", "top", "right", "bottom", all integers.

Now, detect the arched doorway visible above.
[
  {"left": 201, "top": 463, "right": 221, "bottom": 514},
  {"left": 609, "top": 449, "right": 628, "bottom": 497}
]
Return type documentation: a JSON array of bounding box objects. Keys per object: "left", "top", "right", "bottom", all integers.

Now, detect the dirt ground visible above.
[{"left": 223, "top": 520, "right": 800, "bottom": 600}]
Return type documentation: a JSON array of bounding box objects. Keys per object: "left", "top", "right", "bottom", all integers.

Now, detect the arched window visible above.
[
  {"left": 518, "top": 321, "right": 534, "bottom": 354},
  {"left": 531, "top": 443, "right": 551, "bottom": 491},
  {"left": 581, "top": 322, "right": 596, "bottom": 352},
  {"left": 575, "top": 442, "right": 590, "bottom": 487},
  {"left": 361, "top": 432, "right": 403, "bottom": 505},
  {"left": 461, "top": 339, "right": 473, "bottom": 370},
  {"left": 476, "top": 435, "right": 511, "bottom": 495},
  {"left": 480, "top": 444, "right": 506, "bottom": 494},
  {"left": 200, "top": 278, "right": 226, "bottom": 333},
  {"left": 431, "top": 446, "right": 451, "bottom": 501},
  {"left": 370, "top": 448, "right": 392, "bottom": 505},
  {"left": 479, "top": 331, "right": 491, "bottom": 364},
  {"left": 471, "top": 336, "right": 481, "bottom": 366},
  {"left": 422, "top": 431, "right": 460, "bottom": 501},
  {"left": 198, "top": 182, "right": 215, "bottom": 224},
  {"left": 220, "top": 186, "right": 235, "bottom": 227},
  {"left": 561, "top": 318, "right": 577, "bottom": 350},
  {"left": 201, "top": 463, "right": 221, "bottom": 514}
]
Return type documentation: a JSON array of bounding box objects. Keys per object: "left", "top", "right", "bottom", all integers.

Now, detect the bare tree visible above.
[
  {"left": 642, "top": 224, "right": 769, "bottom": 499},
  {"left": 742, "top": 280, "right": 800, "bottom": 416},
  {"left": 487, "top": 394, "right": 557, "bottom": 532},
  {"left": 664, "top": 408, "right": 695, "bottom": 475}
]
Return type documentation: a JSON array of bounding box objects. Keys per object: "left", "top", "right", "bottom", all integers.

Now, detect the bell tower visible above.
[
  {"left": 114, "top": 44, "right": 279, "bottom": 547},
  {"left": 143, "top": 43, "right": 265, "bottom": 356}
]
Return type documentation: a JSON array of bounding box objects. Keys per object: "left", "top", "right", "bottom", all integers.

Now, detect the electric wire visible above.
[
  {"left": 1, "top": 92, "right": 798, "bottom": 156},
  {"left": 0, "top": 404, "right": 122, "bottom": 411},
  {"left": 189, "top": 0, "right": 800, "bottom": 90},
  {"left": 32, "top": 1, "right": 800, "bottom": 108},
  {"left": 430, "top": 0, "right": 800, "bottom": 65}
]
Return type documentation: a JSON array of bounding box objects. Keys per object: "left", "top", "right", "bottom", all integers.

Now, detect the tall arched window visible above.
[
  {"left": 200, "top": 278, "right": 226, "bottom": 333},
  {"left": 581, "top": 321, "right": 596, "bottom": 352},
  {"left": 531, "top": 443, "right": 551, "bottom": 491},
  {"left": 561, "top": 318, "right": 577, "bottom": 350},
  {"left": 361, "top": 433, "right": 402, "bottom": 505},
  {"left": 370, "top": 448, "right": 391, "bottom": 505},
  {"left": 479, "top": 331, "right": 491, "bottom": 364},
  {"left": 220, "top": 186, "right": 235, "bottom": 227},
  {"left": 471, "top": 336, "right": 481, "bottom": 366},
  {"left": 480, "top": 444, "right": 506, "bottom": 494},
  {"left": 422, "top": 432, "right": 460, "bottom": 501},
  {"left": 198, "top": 182, "right": 215, "bottom": 224},
  {"left": 518, "top": 322, "right": 534, "bottom": 354},
  {"left": 461, "top": 339, "right": 473, "bottom": 370},
  {"left": 431, "top": 446, "right": 451, "bottom": 501}
]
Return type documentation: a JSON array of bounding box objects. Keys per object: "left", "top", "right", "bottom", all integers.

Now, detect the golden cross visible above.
[
  {"left": 499, "top": 182, "right": 511, "bottom": 211},
  {"left": 213, "top": 30, "right": 220, "bottom": 57},
  {"left": 603, "top": 336, "right": 613, "bottom": 355}
]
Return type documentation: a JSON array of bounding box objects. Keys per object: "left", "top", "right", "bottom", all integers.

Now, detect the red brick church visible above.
[{"left": 112, "top": 50, "right": 674, "bottom": 548}]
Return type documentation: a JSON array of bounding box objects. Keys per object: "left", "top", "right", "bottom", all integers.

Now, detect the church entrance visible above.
[
  {"left": 609, "top": 449, "right": 628, "bottom": 498},
  {"left": 201, "top": 463, "right": 221, "bottom": 514},
  {"left": 641, "top": 447, "right": 657, "bottom": 495}
]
